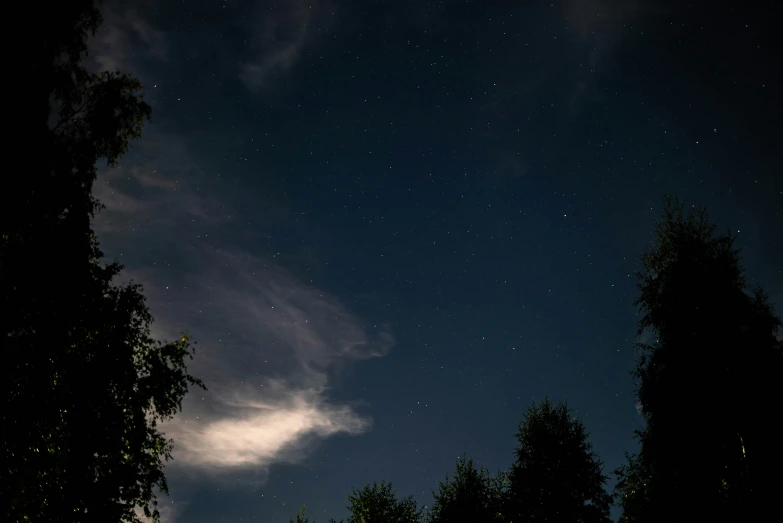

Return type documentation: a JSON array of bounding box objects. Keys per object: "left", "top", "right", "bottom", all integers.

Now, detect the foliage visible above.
[
  {"left": 345, "top": 481, "right": 423, "bottom": 523},
  {"left": 291, "top": 506, "right": 313, "bottom": 523},
  {"left": 2, "top": 2, "right": 203, "bottom": 522},
  {"left": 428, "top": 454, "right": 506, "bottom": 523},
  {"left": 506, "top": 398, "right": 612, "bottom": 523},
  {"left": 615, "top": 196, "right": 783, "bottom": 523},
  {"left": 613, "top": 451, "right": 651, "bottom": 523}
]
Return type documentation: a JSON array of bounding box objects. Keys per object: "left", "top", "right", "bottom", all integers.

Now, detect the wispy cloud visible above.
[
  {"left": 94, "top": 129, "right": 393, "bottom": 480},
  {"left": 560, "top": 0, "right": 667, "bottom": 110},
  {"left": 170, "top": 385, "right": 370, "bottom": 469},
  {"left": 90, "top": 2, "right": 168, "bottom": 72},
  {"left": 239, "top": 0, "right": 335, "bottom": 93},
  {"left": 135, "top": 499, "right": 188, "bottom": 523},
  {"left": 136, "top": 247, "right": 393, "bottom": 472}
]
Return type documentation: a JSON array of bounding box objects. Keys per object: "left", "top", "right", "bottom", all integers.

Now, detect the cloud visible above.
[
  {"left": 560, "top": 0, "right": 667, "bottom": 109},
  {"left": 93, "top": 129, "right": 393, "bottom": 479},
  {"left": 239, "top": 0, "right": 335, "bottom": 92},
  {"left": 136, "top": 499, "right": 188, "bottom": 523},
  {"left": 89, "top": 2, "right": 168, "bottom": 72},
  {"left": 136, "top": 246, "right": 394, "bottom": 472},
  {"left": 169, "top": 386, "right": 370, "bottom": 469},
  {"left": 93, "top": 152, "right": 220, "bottom": 237}
]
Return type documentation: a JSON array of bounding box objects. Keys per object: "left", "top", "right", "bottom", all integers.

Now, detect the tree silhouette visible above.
[
  {"left": 506, "top": 398, "right": 612, "bottom": 523},
  {"left": 615, "top": 196, "right": 782, "bottom": 523},
  {"left": 428, "top": 454, "right": 505, "bottom": 523},
  {"left": 343, "top": 481, "right": 423, "bottom": 523},
  {"left": 290, "top": 506, "right": 314, "bottom": 523},
  {"left": 2, "top": 2, "right": 204, "bottom": 522}
]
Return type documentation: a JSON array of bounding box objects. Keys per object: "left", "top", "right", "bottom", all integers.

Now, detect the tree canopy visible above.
[
  {"left": 3, "top": 2, "right": 204, "bottom": 522},
  {"left": 428, "top": 454, "right": 505, "bottom": 523},
  {"left": 506, "top": 399, "right": 612, "bottom": 523},
  {"left": 286, "top": 400, "right": 611, "bottom": 523},
  {"left": 344, "top": 481, "right": 423, "bottom": 523},
  {"left": 615, "top": 196, "right": 783, "bottom": 523}
]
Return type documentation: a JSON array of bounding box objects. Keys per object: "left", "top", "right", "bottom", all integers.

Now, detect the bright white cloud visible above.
[
  {"left": 94, "top": 130, "right": 393, "bottom": 478},
  {"left": 169, "top": 387, "right": 369, "bottom": 469},
  {"left": 145, "top": 248, "right": 393, "bottom": 473}
]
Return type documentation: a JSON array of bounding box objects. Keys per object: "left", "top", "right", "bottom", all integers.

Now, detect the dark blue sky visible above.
[{"left": 89, "top": 1, "right": 781, "bottom": 522}]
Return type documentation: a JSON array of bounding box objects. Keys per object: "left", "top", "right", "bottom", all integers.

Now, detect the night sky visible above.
[{"left": 88, "top": 1, "right": 781, "bottom": 522}]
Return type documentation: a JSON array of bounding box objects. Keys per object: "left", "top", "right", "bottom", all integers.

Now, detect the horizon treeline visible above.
[{"left": 286, "top": 197, "right": 783, "bottom": 523}]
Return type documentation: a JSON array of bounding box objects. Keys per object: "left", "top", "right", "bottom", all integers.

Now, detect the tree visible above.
[
  {"left": 290, "top": 506, "right": 314, "bottom": 523},
  {"left": 344, "top": 481, "right": 422, "bottom": 523},
  {"left": 2, "top": 2, "right": 204, "bottom": 522},
  {"left": 506, "top": 398, "right": 612, "bottom": 523},
  {"left": 615, "top": 196, "right": 782, "bottom": 523},
  {"left": 428, "top": 454, "right": 505, "bottom": 523}
]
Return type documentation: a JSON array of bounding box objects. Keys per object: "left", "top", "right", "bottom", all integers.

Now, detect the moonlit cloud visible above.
[
  {"left": 135, "top": 245, "right": 393, "bottom": 473},
  {"left": 143, "top": 249, "right": 393, "bottom": 473},
  {"left": 169, "top": 387, "right": 370, "bottom": 469},
  {"left": 93, "top": 129, "right": 393, "bottom": 478}
]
